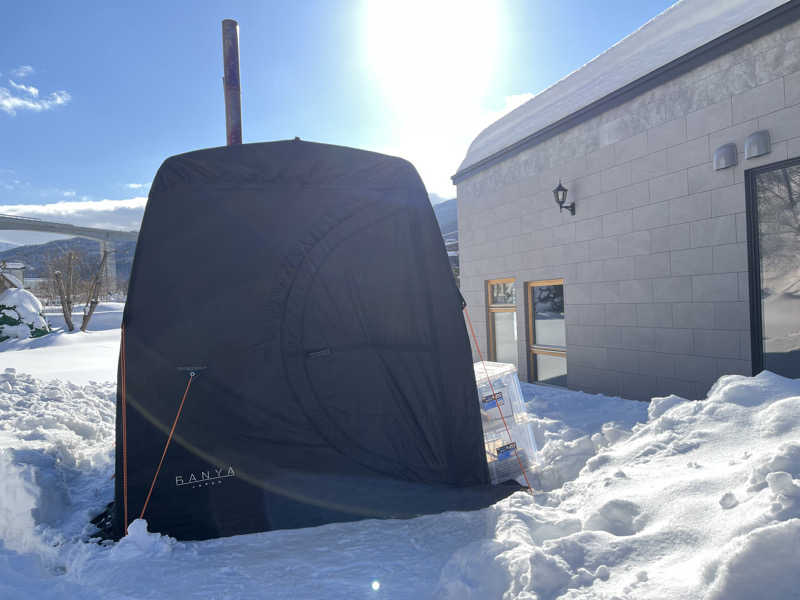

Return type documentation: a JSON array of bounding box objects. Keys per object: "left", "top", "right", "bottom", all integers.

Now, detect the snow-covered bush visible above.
[{"left": 0, "top": 288, "right": 50, "bottom": 342}]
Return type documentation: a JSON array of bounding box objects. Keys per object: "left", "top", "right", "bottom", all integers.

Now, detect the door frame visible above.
[{"left": 744, "top": 156, "right": 800, "bottom": 375}]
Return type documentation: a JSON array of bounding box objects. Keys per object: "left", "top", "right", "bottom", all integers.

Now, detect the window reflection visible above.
[
  {"left": 490, "top": 282, "right": 515, "bottom": 305},
  {"left": 526, "top": 280, "right": 567, "bottom": 386},
  {"left": 532, "top": 285, "right": 565, "bottom": 347},
  {"left": 754, "top": 162, "right": 800, "bottom": 378},
  {"left": 487, "top": 278, "right": 518, "bottom": 367},
  {"left": 492, "top": 311, "right": 517, "bottom": 364}
]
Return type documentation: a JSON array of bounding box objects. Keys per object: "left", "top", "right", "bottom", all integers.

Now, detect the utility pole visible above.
[{"left": 222, "top": 19, "right": 242, "bottom": 145}]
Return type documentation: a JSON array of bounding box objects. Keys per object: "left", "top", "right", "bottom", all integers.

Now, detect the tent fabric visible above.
[{"left": 113, "top": 140, "right": 518, "bottom": 541}]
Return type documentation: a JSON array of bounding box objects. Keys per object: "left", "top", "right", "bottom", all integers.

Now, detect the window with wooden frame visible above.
[
  {"left": 486, "top": 278, "right": 518, "bottom": 366},
  {"left": 526, "top": 279, "right": 567, "bottom": 386}
]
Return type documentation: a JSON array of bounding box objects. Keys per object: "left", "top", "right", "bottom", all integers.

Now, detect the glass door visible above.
[
  {"left": 526, "top": 279, "right": 567, "bottom": 386},
  {"left": 746, "top": 157, "right": 800, "bottom": 378}
]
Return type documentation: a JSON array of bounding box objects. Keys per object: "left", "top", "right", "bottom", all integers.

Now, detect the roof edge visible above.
[{"left": 452, "top": 0, "right": 800, "bottom": 185}]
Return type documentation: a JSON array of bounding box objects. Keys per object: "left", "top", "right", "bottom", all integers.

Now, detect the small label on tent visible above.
[
  {"left": 481, "top": 392, "right": 504, "bottom": 410},
  {"left": 497, "top": 442, "right": 517, "bottom": 460},
  {"left": 175, "top": 466, "right": 236, "bottom": 490},
  {"left": 306, "top": 347, "right": 332, "bottom": 359}
]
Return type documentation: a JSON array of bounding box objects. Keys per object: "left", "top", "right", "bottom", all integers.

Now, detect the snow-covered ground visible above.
[
  {"left": 1, "top": 321, "right": 798, "bottom": 599},
  {"left": 0, "top": 303, "right": 122, "bottom": 384}
]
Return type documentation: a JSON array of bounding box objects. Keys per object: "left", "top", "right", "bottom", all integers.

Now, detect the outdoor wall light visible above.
[
  {"left": 745, "top": 130, "right": 771, "bottom": 160},
  {"left": 713, "top": 143, "right": 737, "bottom": 170},
  {"left": 553, "top": 180, "right": 575, "bottom": 215}
]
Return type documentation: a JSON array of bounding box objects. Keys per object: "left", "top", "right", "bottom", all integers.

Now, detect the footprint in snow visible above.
[{"left": 719, "top": 492, "right": 738, "bottom": 509}]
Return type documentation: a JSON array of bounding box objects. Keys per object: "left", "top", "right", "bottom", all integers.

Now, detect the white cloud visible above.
[
  {"left": 8, "top": 80, "right": 38, "bottom": 98},
  {"left": 62, "top": 190, "right": 76, "bottom": 197},
  {"left": 0, "top": 65, "right": 70, "bottom": 116},
  {"left": 0, "top": 87, "right": 71, "bottom": 116},
  {"left": 11, "top": 65, "right": 34, "bottom": 78},
  {"left": 125, "top": 183, "right": 147, "bottom": 190}
]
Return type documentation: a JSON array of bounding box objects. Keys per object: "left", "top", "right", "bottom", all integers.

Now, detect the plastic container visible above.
[
  {"left": 474, "top": 361, "right": 538, "bottom": 485},
  {"left": 483, "top": 415, "right": 538, "bottom": 485},
  {"left": 473, "top": 361, "right": 526, "bottom": 431}
]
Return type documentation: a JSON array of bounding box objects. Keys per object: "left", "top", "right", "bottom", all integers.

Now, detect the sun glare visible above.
[
  {"left": 365, "top": 1, "right": 498, "bottom": 113},
  {"left": 363, "top": 1, "right": 502, "bottom": 195}
]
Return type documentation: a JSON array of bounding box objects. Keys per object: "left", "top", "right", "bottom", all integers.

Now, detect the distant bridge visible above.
[
  {"left": 0, "top": 214, "right": 140, "bottom": 290},
  {"left": 0, "top": 214, "right": 139, "bottom": 243}
]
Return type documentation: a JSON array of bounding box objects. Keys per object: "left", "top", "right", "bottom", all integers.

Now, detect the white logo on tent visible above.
[{"left": 175, "top": 466, "right": 236, "bottom": 489}]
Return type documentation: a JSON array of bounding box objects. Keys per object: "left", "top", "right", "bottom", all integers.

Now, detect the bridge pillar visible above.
[{"left": 100, "top": 240, "right": 116, "bottom": 294}]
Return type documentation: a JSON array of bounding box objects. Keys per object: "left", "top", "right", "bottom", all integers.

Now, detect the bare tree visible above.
[
  {"left": 52, "top": 252, "right": 77, "bottom": 331},
  {"left": 80, "top": 250, "right": 108, "bottom": 332},
  {"left": 44, "top": 247, "right": 118, "bottom": 331}
]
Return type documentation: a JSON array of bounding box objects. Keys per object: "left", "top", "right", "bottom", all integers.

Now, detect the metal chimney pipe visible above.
[{"left": 222, "top": 19, "right": 242, "bottom": 146}]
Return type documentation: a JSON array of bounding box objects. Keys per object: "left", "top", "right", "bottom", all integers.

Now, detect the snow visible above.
[
  {"left": 0, "top": 287, "right": 49, "bottom": 341},
  {"left": 0, "top": 303, "right": 123, "bottom": 384},
  {"left": 0, "top": 325, "right": 799, "bottom": 598},
  {"left": 0, "top": 288, "right": 44, "bottom": 321},
  {"left": 42, "top": 302, "right": 124, "bottom": 333},
  {"left": 458, "top": 0, "right": 788, "bottom": 175},
  {"left": 0, "top": 329, "right": 121, "bottom": 384}
]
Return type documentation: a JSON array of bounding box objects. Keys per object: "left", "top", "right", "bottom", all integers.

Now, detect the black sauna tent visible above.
[{"left": 113, "top": 140, "right": 518, "bottom": 540}]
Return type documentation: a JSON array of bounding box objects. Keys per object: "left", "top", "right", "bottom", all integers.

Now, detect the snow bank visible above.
[
  {"left": 0, "top": 302, "right": 123, "bottom": 384},
  {"left": 0, "top": 368, "right": 114, "bottom": 559},
  {"left": 0, "top": 327, "right": 121, "bottom": 384},
  {"left": 437, "top": 372, "right": 800, "bottom": 598},
  {"left": 705, "top": 519, "right": 800, "bottom": 600},
  {"left": 0, "top": 333, "right": 798, "bottom": 599},
  {"left": 522, "top": 383, "right": 648, "bottom": 491}
]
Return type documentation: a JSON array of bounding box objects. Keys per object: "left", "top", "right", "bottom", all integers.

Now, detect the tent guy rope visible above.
[
  {"left": 139, "top": 371, "right": 197, "bottom": 520},
  {"left": 120, "top": 324, "right": 129, "bottom": 534}
]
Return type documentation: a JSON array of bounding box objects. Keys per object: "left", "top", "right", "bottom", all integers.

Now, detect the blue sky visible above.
[{"left": 1, "top": 0, "right": 675, "bottom": 245}]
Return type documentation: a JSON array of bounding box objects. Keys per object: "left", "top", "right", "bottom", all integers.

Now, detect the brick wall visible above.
[{"left": 457, "top": 17, "right": 800, "bottom": 400}]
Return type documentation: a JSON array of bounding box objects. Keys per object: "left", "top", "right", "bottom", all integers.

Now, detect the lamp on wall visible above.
[
  {"left": 553, "top": 180, "right": 575, "bottom": 215},
  {"left": 745, "top": 130, "right": 771, "bottom": 160}
]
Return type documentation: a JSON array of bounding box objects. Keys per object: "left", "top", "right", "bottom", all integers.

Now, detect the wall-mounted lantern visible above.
[{"left": 553, "top": 180, "right": 575, "bottom": 215}]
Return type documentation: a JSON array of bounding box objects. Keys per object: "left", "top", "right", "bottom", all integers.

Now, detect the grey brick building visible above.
[{"left": 454, "top": 0, "right": 800, "bottom": 400}]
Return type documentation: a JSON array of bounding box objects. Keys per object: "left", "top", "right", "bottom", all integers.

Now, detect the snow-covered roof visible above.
[
  {"left": 2, "top": 262, "right": 25, "bottom": 270},
  {"left": 455, "top": 0, "right": 790, "bottom": 180}
]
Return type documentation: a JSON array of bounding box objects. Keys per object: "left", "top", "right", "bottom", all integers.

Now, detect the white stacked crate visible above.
[{"left": 474, "top": 362, "right": 538, "bottom": 485}]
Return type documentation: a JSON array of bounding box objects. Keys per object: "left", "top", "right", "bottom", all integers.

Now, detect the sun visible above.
[
  {"left": 364, "top": 0, "right": 499, "bottom": 115},
  {"left": 362, "top": 1, "right": 502, "bottom": 195}
]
